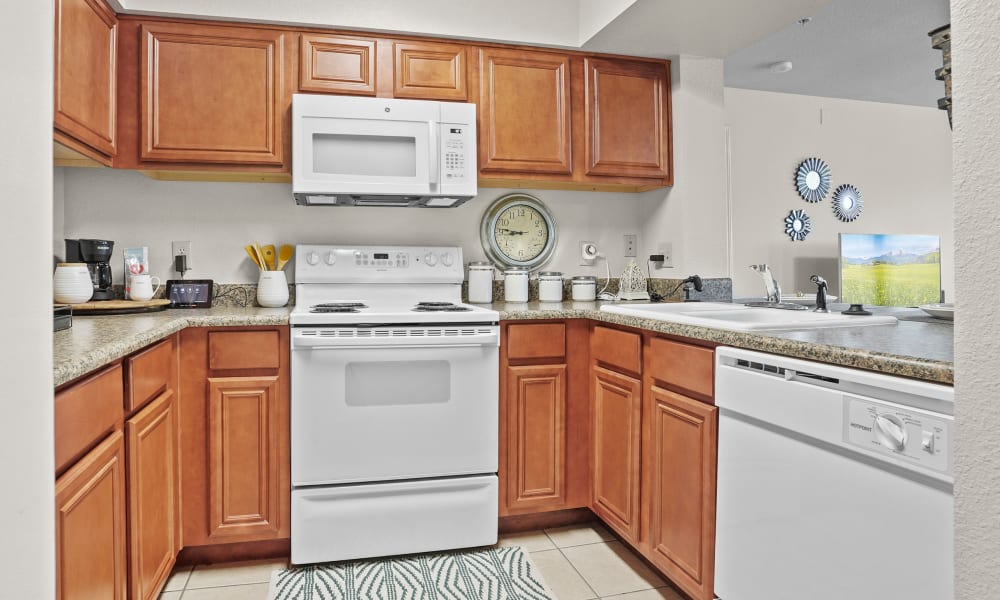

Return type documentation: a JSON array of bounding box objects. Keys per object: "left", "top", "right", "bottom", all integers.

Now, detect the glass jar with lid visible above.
[
  {"left": 537, "top": 271, "right": 564, "bottom": 302},
  {"left": 571, "top": 275, "right": 598, "bottom": 301},
  {"left": 503, "top": 268, "right": 530, "bottom": 303}
]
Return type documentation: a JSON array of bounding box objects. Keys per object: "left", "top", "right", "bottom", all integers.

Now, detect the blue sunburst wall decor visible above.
[
  {"left": 795, "top": 157, "right": 832, "bottom": 203},
  {"left": 832, "top": 184, "right": 864, "bottom": 222},
  {"left": 784, "top": 209, "right": 812, "bottom": 241}
]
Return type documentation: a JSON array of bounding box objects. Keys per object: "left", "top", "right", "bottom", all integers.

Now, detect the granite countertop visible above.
[
  {"left": 54, "top": 306, "right": 290, "bottom": 387},
  {"left": 54, "top": 300, "right": 954, "bottom": 388},
  {"left": 494, "top": 301, "right": 954, "bottom": 385}
]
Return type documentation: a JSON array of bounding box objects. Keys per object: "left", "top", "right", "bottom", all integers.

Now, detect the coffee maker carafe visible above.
[{"left": 66, "top": 239, "right": 115, "bottom": 301}]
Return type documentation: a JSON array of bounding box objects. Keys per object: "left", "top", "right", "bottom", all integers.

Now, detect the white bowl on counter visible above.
[{"left": 919, "top": 303, "right": 954, "bottom": 320}]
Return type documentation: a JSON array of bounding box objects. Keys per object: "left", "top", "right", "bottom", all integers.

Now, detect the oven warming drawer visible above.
[{"left": 291, "top": 475, "right": 498, "bottom": 564}]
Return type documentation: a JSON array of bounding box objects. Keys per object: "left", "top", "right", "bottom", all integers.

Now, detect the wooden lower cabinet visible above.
[
  {"left": 55, "top": 431, "right": 127, "bottom": 600},
  {"left": 179, "top": 327, "right": 290, "bottom": 548},
  {"left": 643, "top": 385, "right": 718, "bottom": 600},
  {"left": 591, "top": 365, "right": 642, "bottom": 543},
  {"left": 126, "top": 391, "right": 181, "bottom": 600}
]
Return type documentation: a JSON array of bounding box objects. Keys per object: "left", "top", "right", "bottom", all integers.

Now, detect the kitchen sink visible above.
[{"left": 600, "top": 302, "right": 897, "bottom": 331}]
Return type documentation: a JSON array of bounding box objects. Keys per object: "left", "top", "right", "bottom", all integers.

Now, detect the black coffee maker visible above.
[{"left": 66, "top": 239, "right": 115, "bottom": 301}]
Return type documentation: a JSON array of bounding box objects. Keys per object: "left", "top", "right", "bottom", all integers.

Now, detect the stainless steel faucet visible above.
[
  {"left": 750, "top": 264, "right": 781, "bottom": 303},
  {"left": 810, "top": 275, "right": 829, "bottom": 313}
]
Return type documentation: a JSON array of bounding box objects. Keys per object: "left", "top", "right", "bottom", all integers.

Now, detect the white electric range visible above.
[{"left": 289, "top": 245, "right": 500, "bottom": 565}]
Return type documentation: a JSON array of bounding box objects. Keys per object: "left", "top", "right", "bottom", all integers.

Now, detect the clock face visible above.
[{"left": 481, "top": 194, "right": 557, "bottom": 269}]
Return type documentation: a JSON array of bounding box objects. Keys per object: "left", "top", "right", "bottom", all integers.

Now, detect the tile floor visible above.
[{"left": 159, "top": 522, "right": 685, "bottom": 600}]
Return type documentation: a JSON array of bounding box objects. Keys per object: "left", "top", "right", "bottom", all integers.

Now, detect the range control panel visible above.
[
  {"left": 844, "top": 395, "right": 952, "bottom": 475},
  {"left": 295, "top": 244, "right": 465, "bottom": 284}
]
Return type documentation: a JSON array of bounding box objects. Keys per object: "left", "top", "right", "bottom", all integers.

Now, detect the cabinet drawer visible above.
[
  {"left": 592, "top": 326, "right": 641, "bottom": 374},
  {"left": 127, "top": 337, "right": 174, "bottom": 412},
  {"left": 208, "top": 330, "right": 280, "bottom": 371},
  {"left": 506, "top": 323, "right": 566, "bottom": 360},
  {"left": 648, "top": 337, "right": 714, "bottom": 399},
  {"left": 55, "top": 364, "right": 124, "bottom": 473}
]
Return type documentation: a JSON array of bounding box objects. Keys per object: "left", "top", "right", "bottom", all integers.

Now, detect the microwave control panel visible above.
[{"left": 442, "top": 127, "right": 469, "bottom": 181}]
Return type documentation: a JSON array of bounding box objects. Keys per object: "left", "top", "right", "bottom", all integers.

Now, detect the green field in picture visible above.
[{"left": 842, "top": 263, "right": 940, "bottom": 306}]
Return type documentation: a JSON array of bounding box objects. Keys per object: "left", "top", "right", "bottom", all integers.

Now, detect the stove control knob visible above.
[
  {"left": 440, "top": 252, "right": 454, "bottom": 267},
  {"left": 424, "top": 252, "right": 438, "bottom": 267},
  {"left": 306, "top": 251, "right": 320, "bottom": 266},
  {"left": 324, "top": 251, "right": 337, "bottom": 265},
  {"left": 875, "top": 414, "right": 907, "bottom": 451}
]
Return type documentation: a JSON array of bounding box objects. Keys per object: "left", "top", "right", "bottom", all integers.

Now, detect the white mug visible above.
[{"left": 130, "top": 274, "right": 161, "bottom": 301}]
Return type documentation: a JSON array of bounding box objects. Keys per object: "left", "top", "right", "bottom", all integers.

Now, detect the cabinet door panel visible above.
[
  {"left": 55, "top": 431, "right": 127, "bottom": 600},
  {"left": 506, "top": 364, "right": 567, "bottom": 511},
  {"left": 299, "top": 34, "right": 376, "bottom": 95},
  {"left": 140, "top": 22, "right": 285, "bottom": 165},
  {"left": 207, "top": 375, "right": 283, "bottom": 541},
  {"left": 591, "top": 365, "right": 642, "bottom": 543},
  {"left": 646, "top": 385, "right": 717, "bottom": 600},
  {"left": 127, "top": 391, "right": 180, "bottom": 600},
  {"left": 585, "top": 57, "right": 670, "bottom": 179},
  {"left": 394, "top": 41, "right": 467, "bottom": 100},
  {"left": 479, "top": 48, "right": 572, "bottom": 174},
  {"left": 54, "top": 0, "right": 117, "bottom": 158}
]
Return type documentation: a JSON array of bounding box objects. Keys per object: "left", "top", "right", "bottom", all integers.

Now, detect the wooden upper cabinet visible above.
[
  {"left": 54, "top": 0, "right": 117, "bottom": 161},
  {"left": 140, "top": 22, "right": 285, "bottom": 165},
  {"left": 584, "top": 57, "right": 671, "bottom": 180},
  {"left": 478, "top": 48, "right": 572, "bottom": 174},
  {"left": 393, "top": 40, "right": 467, "bottom": 100},
  {"left": 299, "top": 34, "right": 376, "bottom": 95}
]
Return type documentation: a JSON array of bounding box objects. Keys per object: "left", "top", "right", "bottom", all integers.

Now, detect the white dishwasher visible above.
[{"left": 714, "top": 347, "right": 953, "bottom": 600}]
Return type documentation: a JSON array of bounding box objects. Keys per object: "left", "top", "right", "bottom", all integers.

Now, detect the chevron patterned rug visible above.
[{"left": 266, "top": 545, "right": 556, "bottom": 600}]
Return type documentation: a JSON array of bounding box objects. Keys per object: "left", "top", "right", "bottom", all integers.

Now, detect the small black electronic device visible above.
[{"left": 165, "top": 279, "right": 213, "bottom": 308}]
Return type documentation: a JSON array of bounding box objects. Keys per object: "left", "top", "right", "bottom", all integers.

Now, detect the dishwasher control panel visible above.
[{"left": 844, "top": 395, "right": 951, "bottom": 474}]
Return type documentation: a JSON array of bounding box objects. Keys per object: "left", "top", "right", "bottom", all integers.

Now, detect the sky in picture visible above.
[{"left": 840, "top": 234, "right": 940, "bottom": 260}]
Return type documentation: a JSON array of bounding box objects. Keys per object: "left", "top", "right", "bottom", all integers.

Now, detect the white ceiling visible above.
[{"left": 723, "top": 0, "right": 950, "bottom": 107}]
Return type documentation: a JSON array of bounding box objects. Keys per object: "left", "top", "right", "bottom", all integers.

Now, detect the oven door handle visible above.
[{"left": 291, "top": 334, "right": 500, "bottom": 349}]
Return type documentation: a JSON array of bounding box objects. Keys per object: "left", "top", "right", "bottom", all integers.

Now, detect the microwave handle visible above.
[{"left": 428, "top": 122, "right": 439, "bottom": 189}]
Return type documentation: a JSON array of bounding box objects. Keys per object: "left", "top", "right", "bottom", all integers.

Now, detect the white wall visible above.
[
  {"left": 639, "top": 56, "right": 730, "bottom": 278},
  {"left": 577, "top": 0, "right": 637, "bottom": 45},
  {"left": 60, "top": 168, "right": 643, "bottom": 284},
  {"left": 954, "top": 0, "right": 1000, "bottom": 597},
  {"left": 1, "top": 3, "right": 55, "bottom": 599},
  {"left": 724, "top": 87, "right": 953, "bottom": 299}
]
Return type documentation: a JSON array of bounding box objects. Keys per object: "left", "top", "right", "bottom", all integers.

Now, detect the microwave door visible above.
[{"left": 302, "top": 117, "right": 434, "bottom": 194}]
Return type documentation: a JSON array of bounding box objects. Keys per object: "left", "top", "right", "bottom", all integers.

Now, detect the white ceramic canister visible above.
[
  {"left": 53, "top": 263, "right": 94, "bottom": 304},
  {"left": 538, "top": 271, "right": 564, "bottom": 302},
  {"left": 467, "top": 261, "right": 495, "bottom": 304},
  {"left": 257, "top": 270, "right": 289, "bottom": 307},
  {"left": 571, "top": 275, "right": 598, "bottom": 301},
  {"left": 504, "top": 268, "right": 530, "bottom": 303}
]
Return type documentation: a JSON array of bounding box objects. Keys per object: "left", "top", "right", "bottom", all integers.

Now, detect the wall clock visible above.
[{"left": 480, "top": 193, "right": 557, "bottom": 269}]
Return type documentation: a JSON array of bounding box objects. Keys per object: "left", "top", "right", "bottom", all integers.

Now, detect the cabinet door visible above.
[
  {"left": 644, "top": 385, "right": 718, "bottom": 600},
  {"left": 140, "top": 22, "right": 285, "bottom": 165},
  {"left": 55, "top": 431, "right": 127, "bottom": 600},
  {"left": 126, "top": 391, "right": 180, "bottom": 600},
  {"left": 54, "top": 0, "right": 117, "bottom": 161},
  {"left": 479, "top": 48, "right": 572, "bottom": 174},
  {"left": 505, "top": 364, "right": 567, "bottom": 512},
  {"left": 206, "top": 375, "right": 284, "bottom": 541},
  {"left": 591, "top": 365, "right": 642, "bottom": 543},
  {"left": 299, "top": 34, "right": 376, "bottom": 95},
  {"left": 394, "top": 40, "right": 468, "bottom": 100},
  {"left": 584, "top": 57, "right": 670, "bottom": 179}
]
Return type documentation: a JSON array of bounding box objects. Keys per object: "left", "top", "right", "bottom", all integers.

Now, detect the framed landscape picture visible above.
[{"left": 839, "top": 233, "right": 941, "bottom": 306}]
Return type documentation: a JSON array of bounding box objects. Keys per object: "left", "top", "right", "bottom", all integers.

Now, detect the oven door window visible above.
[{"left": 291, "top": 344, "right": 498, "bottom": 486}]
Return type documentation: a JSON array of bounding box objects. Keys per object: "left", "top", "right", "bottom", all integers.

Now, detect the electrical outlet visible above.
[
  {"left": 172, "top": 241, "right": 192, "bottom": 272},
  {"left": 656, "top": 241, "right": 673, "bottom": 269},
  {"left": 580, "top": 241, "right": 598, "bottom": 266},
  {"left": 624, "top": 234, "right": 637, "bottom": 257}
]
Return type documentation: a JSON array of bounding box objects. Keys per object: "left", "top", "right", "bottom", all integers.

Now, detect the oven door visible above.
[{"left": 290, "top": 325, "right": 499, "bottom": 486}]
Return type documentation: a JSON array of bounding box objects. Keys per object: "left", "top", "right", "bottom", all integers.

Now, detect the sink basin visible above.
[{"left": 600, "top": 302, "right": 897, "bottom": 331}]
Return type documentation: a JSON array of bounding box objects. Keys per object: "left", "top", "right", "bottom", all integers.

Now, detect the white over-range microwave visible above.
[{"left": 292, "top": 94, "right": 477, "bottom": 207}]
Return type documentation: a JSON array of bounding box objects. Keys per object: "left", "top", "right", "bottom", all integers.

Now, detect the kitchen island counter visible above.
[
  {"left": 54, "top": 306, "right": 290, "bottom": 387},
  {"left": 494, "top": 301, "right": 954, "bottom": 385}
]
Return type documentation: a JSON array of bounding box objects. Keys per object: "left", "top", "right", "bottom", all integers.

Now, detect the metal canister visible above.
[
  {"left": 467, "top": 262, "right": 494, "bottom": 304},
  {"left": 571, "top": 275, "right": 598, "bottom": 301},
  {"left": 504, "top": 268, "right": 530, "bottom": 303},
  {"left": 538, "top": 271, "right": 564, "bottom": 302}
]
